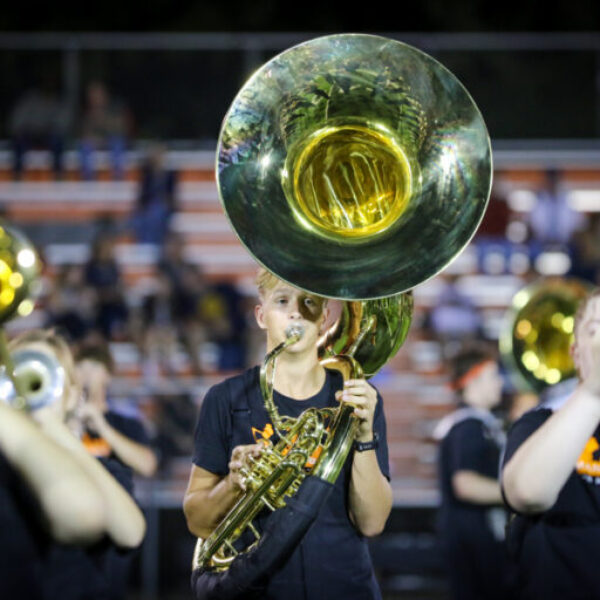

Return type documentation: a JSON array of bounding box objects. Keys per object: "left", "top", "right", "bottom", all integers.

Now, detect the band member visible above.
[
  {"left": 184, "top": 268, "right": 392, "bottom": 599},
  {"left": 75, "top": 342, "right": 157, "bottom": 599},
  {"left": 0, "top": 329, "right": 145, "bottom": 600},
  {"left": 502, "top": 289, "right": 600, "bottom": 599},
  {"left": 75, "top": 343, "right": 157, "bottom": 479},
  {"left": 435, "top": 344, "right": 511, "bottom": 600}
]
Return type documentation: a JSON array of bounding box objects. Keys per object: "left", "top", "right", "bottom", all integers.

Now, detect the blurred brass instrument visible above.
[
  {"left": 193, "top": 33, "right": 492, "bottom": 586},
  {"left": 0, "top": 347, "right": 65, "bottom": 411},
  {"left": 500, "top": 277, "right": 590, "bottom": 392},
  {"left": 0, "top": 222, "right": 42, "bottom": 410}
]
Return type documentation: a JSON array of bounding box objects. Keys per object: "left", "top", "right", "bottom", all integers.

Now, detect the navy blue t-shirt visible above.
[
  {"left": 437, "top": 412, "right": 511, "bottom": 600},
  {"left": 0, "top": 451, "right": 135, "bottom": 600},
  {"left": 193, "top": 366, "right": 389, "bottom": 600},
  {"left": 503, "top": 406, "right": 600, "bottom": 599},
  {"left": 83, "top": 409, "right": 152, "bottom": 489},
  {"left": 0, "top": 452, "right": 46, "bottom": 599}
]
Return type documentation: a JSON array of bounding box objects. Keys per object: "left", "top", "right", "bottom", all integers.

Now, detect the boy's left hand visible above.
[{"left": 336, "top": 379, "right": 378, "bottom": 442}]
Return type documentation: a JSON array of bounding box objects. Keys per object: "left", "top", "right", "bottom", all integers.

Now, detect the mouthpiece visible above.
[{"left": 285, "top": 325, "right": 305, "bottom": 340}]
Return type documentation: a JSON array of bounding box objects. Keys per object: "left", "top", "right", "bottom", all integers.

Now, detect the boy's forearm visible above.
[
  {"left": 503, "top": 386, "right": 600, "bottom": 513},
  {"left": 0, "top": 405, "right": 106, "bottom": 543},
  {"left": 184, "top": 475, "right": 241, "bottom": 538},
  {"left": 39, "top": 416, "right": 146, "bottom": 547},
  {"left": 348, "top": 450, "right": 392, "bottom": 537},
  {"left": 452, "top": 470, "right": 502, "bottom": 504},
  {"left": 95, "top": 420, "right": 158, "bottom": 477}
]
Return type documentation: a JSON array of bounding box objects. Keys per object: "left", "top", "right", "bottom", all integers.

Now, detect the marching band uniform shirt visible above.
[
  {"left": 0, "top": 452, "right": 45, "bottom": 599},
  {"left": 193, "top": 366, "right": 390, "bottom": 600},
  {"left": 0, "top": 451, "right": 134, "bottom": 600},
  {"left": 436, "top": 408, "right": 511, "bottom": 600},
  {"left": 502, "top": 385, "right": 600, "bottom": 600}
]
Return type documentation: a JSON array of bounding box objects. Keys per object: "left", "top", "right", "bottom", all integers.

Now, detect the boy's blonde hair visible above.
[
  {"left": 254, "top": 267, "right": 328, "bottom": 307},
  {"left": 255, "top": 267, "right": 282, "bottom": 300}
]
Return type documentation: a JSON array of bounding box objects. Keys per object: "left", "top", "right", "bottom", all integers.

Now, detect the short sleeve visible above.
[
  {"left": 502, "top": 408, "right": 552, "bottom": 467},
  {"left": 372, "top": 391, "right": 390, "bottom": 480},
  {"left": 106, "top": 413, "right": 151, "bottom": 446},
  {"left": 192, "top": 383, "right": 232, "bottom": 476},
  {"left": 446, "top": 419, "right": 491, "bottom": 475}
]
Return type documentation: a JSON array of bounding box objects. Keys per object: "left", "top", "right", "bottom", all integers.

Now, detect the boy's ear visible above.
[{"left": 255, "top": 304, "right": 267, "bottom": 330}]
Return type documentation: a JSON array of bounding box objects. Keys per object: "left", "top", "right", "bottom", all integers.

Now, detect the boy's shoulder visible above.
[{"left": 205, "top": 366, "right": 260, "bottom": 405}]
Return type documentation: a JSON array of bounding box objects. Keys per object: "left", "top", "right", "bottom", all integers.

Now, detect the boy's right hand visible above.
[{"left": 228, "top": 443, "right": 264, "bottom": 492}]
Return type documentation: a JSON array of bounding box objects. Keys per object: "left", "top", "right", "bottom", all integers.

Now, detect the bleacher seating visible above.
[{"left": 3, "top": 146, "right": 600, "bottom": 505}]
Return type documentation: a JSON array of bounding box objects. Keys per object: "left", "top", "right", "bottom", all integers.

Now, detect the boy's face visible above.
[
  {"left": 572, "top": 297, "right": 600, "bottom": 380},
  {"left": 463, "top": 361, "right": 503, "bottom": 410},
  {"left": 76, "top": 359, "right": 110, "bottom": 408},
  {"left": 255, "top": 282, "right": 328, "bottom": 352}
]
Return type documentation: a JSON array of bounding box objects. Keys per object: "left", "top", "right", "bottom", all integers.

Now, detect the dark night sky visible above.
[{"left": 1, "top": 0, "right": 599, "bottom": 32}]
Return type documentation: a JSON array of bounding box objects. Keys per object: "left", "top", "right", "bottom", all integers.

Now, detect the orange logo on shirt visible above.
[
  {"left": 576, "top": 437, "right": 600, "bottom": 477},
  {"left": 252, "top": 423, "right": 274, "bottom": 443},
  {"left": 81, "top": 432, "right": 111, "bottom": 458}
]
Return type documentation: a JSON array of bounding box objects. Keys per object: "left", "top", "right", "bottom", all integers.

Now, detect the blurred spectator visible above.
[
  {"left": 528, "top": 169, "right": 583, "bottom": 247},
  {"left": 158, "top": 235, "right": 207, "bottom": 373},
  {"left": 80, "top": 81, "right": 131, "bottom": 180},
  {"left": 158, "top": 232, "right": 189, "bottom": 288},
  {"left": 132, "top": 143, "right": 178, "bottom": 245},
  {"left": 569, "top": 212, "right": 600, "bottom": 285},
  {"left": 139, "top": 392, "right": 196, "bottom": 472},
  {"left": 135, "top": 267, "right": 205, "bottom": 377},
  {"left": 136, "top": 272, "right": 179, "bottom": 378},
  {"left": 45, "top": 264, "right": 96, "bottom": 344},
  {"left": 8, "top": 76, "right": 70, "bottom": 180},
  {"left": 199, "top": 281, "right": 247, "bottom": 370},
  {"left": 84, "top": 232, "right": 129, "bottom": 340},
  {"left": 426, "top": 274, "right": 482, "bottom": 356}
]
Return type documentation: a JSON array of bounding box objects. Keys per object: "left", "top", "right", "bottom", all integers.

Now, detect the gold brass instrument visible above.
[
  {"left": 0, "top": 223, "right": 41, "bottom": 409},
  {"left": 500, "top": 277, "right": 590, "bottom": 392},
  {"left": 0, "top": 348, "right": 66, "bottom": 411},
  {"left": 218, "top": 34, "right": 491, "bottom": 300},
  {"left": 193, "top": 33, "right": 492, "bottom": 581}
]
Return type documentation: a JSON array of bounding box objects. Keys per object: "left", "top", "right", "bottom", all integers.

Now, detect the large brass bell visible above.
[{"left": 218, "top": 34, "right": 492, "bottom": 300}]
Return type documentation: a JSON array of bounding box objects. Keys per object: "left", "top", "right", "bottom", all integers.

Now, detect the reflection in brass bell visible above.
[
  {"left": 218, "top": 34, "right": 492, "bottom": 300},
  {"left": 319, "top": 293, "right": 413, "bottom": 378}
]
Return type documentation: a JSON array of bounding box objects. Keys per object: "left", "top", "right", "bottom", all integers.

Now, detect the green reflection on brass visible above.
[{"left": 320, "top": 292, "right": 413, "bottom": 378}]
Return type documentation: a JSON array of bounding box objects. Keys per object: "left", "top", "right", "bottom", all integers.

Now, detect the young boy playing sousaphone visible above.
[{"left": 184, "top": 268, "right": 392, "bottom": 600}]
